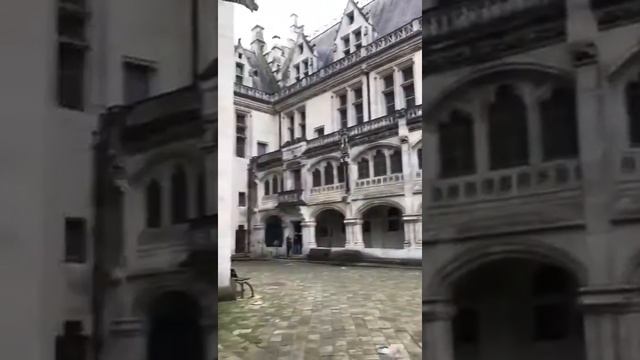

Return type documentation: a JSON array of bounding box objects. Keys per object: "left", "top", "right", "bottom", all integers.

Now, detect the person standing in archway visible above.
[
  {"left": 293, "top": 233, "right": 302, "bottom": 255},
  {"left": 286, "top": 236, "right": 292, "bottom": 257}
]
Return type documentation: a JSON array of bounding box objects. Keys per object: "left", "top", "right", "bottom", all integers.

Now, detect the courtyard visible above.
[{"left": 218, "top": 260, "right": 422, "bottom": 360}]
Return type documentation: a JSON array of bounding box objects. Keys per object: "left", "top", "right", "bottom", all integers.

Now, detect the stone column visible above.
[
  {"left": 301, "top": 221, "right": 316, "bottom": 255},
  {"left": 423, "top": 298, "right": 456, "bottom": 360},
  {"left": 344, "top": 218, "right": 364, "bottom": 248},
  {"left": 402, "top": 214, "right": 421, "bottom": 248},
  {"left": 578, "top": 286, "right": 640, "bottom": 360},
  {"left": 523, "top": 84, "right": 543, "bottom": 166}
]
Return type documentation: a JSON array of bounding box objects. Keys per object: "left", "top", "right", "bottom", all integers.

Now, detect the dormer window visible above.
[
  {"left": 342, "top": 35, "right": 351, "bottom": 56},
  {"left": 338, "top": 93, "right": 348, "bottom": 128},
  {"left": 238, "top": 52, "right": 243, "bottom": 59},
  {"left": 235, "top": 62, "right": 244, "bottom": 84},
  {"left": 302, "top": 59, "right": 309, "bottom": 76},
  {"left": 353, "top": 28, "right": 362, "bottom": 50},
  {"left": 346, "top": 11, "right": 354, "bottom": 25},
  {"left": 298, "top": 44, "right": 303, "bottom": 54},
  {"left": 294, "top": 64, "right": 301, "bottom": 80}
]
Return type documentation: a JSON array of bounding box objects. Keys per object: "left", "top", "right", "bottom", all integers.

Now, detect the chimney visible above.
[{"left": 251, "top": 25, "right": 265, "bottom": 52}]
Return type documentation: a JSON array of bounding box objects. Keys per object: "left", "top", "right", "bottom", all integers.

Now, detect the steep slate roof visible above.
[{"left": 240, "top": 0, "right": 421, "bottom": 92}]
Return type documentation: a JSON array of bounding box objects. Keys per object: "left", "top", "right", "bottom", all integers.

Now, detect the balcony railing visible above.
[
  {"left": 234, "top": 17, "right": 422, "bottom": 103},
  {"left": 431, "top": 159, "right": 582, "bottom": 205},
  {"left": 355, "top": 173, "right": 404, "bottom": 188},
  {"left": 349, "top": 113, "right": 398, "bottom": 137},
  {"left": 424, "top": 0, "right": 561, "bottom": 42},
  {"left": 310, "top": 183, "right": 346, "bottom": 194},
  {"left": 277, "top": 189, "right": 305, "bottom": 206}
]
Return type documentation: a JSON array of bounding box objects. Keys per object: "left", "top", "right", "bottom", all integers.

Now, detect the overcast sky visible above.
[{"left": 233, "top": 0, "right": 369, "bottom": 48}]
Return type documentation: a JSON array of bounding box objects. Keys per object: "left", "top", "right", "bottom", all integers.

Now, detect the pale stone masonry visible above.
[
  {"left": 231, "top": 0, "right": 423, "bottom": 262},
  {"left": 422, "top": 0, "right": 640, "bottom": 359}
]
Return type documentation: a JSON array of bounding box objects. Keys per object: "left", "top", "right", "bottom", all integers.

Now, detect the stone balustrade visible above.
[
  {"left": 233, "top": 83, "right": 276, "bottom": 102},
  {"left": 310, "top": 183, "right": 346, "bottom": 195},
  {"left": 431, "top": 159, "right": 582, "bottom": 205},
  {"left": 423, "top": 0, "right": 558, "bottom": 40},
  {"left": 355, "top": 173, "right": 404, "bottom": 188},
  {"left": 348, "top": 113, "right": 398, "bottom": 137},
  {"left": 278, "top": 189, "right": 305, "bottom": 205}
]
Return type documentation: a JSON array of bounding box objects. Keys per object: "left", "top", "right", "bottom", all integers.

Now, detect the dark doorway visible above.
[
  {"left": 147, "top": 291, "right": 204, "bottom": 360},
  {"left": 235, "top": 225, "right": 246, "bottom": 253},
  {"left": 292, "top": 221, "right": 302, "bottom": 254},
  {"left": 265, "top": 216, "right": 284, "bottom": 247}
]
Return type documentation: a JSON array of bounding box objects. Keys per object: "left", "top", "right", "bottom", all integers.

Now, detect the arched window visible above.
[
  {"left": 272, "top": 176, "right": 279, "bottom": 194},
  {"left": 417, "top": 148, "right": 423, "bottom": 170},
  {"left": 440, "top": 109, "right": 475, "bottom": 177},
  {"left": 146, "top": 180, "right": 162, "bottom": 228},
  {"left": 171, "top": 166, "right": 188, "bottom": 224},
  {"left": 540, "top": 87, "right": 578, "bottom": 160},
  {"left": 197, "top": 172, "right": 205, "bottom": 217},
  {"left": 387, "top": 207, "right": 401, "bottom": 231},
  {"left": 264, "top": 180, "right": 270, "bottom": 196},
  {"left": 324, "top": 163, "right": 335, "bottom": 185},
  {"left": 373, "top": 150, "right": 387, "bottom": 177},
  {"left": 337, "top": 163, "right": 345, "bottom": 183},
  {"left": 358, "top": 158, "right": 370, "bottom": 179},
  {"left": 488, "top": 85, "right": 529, "bottom": 170},
  {"left": 390, "top": 150, "right": 403, "bottom": 174},
  {"left": 626, "top": 75, "right": 640, "bottom": 146},
  {"left": 312, "top": 169, "right": 322, "bottom": 187}
]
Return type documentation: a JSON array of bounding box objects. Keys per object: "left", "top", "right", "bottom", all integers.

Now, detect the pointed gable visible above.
[{"left": 332, "top": 0, "right": 374, "bottom": 60}]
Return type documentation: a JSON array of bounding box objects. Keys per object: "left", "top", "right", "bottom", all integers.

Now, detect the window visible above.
[
  {"left": 390, "top": 150, "right": 403, "bottom": 174},
  {"left": 238, "top": 52, "right": 243, "bottom": 59},
  {"left": 358, "top": 158, "right": 370, "bottom": 179},
  {"left": 272, "top": 176, "right": 279, "bottom": 194},
  {"left": 337, "top": 163, "right": 346, "bottom": 183},
  {"left": 353, "top": 87, "right": 364, "bottom": 124},
  {"left": 123, "top": 61, "right": 154, "bottom": 104},
  {"left": 55, "top": 320, "right": 88, "bottom": 360},
  {"left": 302, "top": 59, "right": 309, "bottom": 76},
  {"left": 626, "top": 75, "right": 640, "bottom": 146},
  {"left": 236, "top": 113, "right": 247, "bottom": 158},
  {"left": 540, "top": 87, "right": 578, "bottom": 160},
  {"left": 197, "top": 172, "right": 206, "bottom": 217},
  {"left": 387, "top": 208, "right": 401, "bottom": 231},
  {"left": 489, "top": 85, "right": 529, "bottom": 170},
  {"left": 373, "top": 150, "right": 387, "bottom": 177},
  {"left": 57, "top": 43, "right": 86, "bottom": 110},
  {"left": 324, "top": 163, "right": 335, "bottom": 185},
  {"left": 353, "top": 28, "right": 362, "bottom": 45},
  {"left": 146, "top": 180, "right": 162, "bottom": 228},
  {"left": 417, "top": 148, "right": 423, "bottom": 170},
  {"left": 382, "top": 74, "right": 395, "bottom": 115},
  {"left": 346, "top": 11, "right": 354, "bottom": 24},
  {"left": 401, "top": 66, "right": 415, "bottom": 109},
  {"left": 171, "top": 166, "right": 188, "bottom": 224},
  {"left": 299, "top": 110, "right": 306, "bottom": 138},
  {"left": 298, "top": 44, "right": 303, "bottom": 54},
  {"left": 338, "top": 94, "right": 348, "bottom": 128},
  {"left": 342, "top": 35, "right": 351, "bottom": 55},
  {"left": 238, "top": 192, "right": 246, "bottom": 207},
  {"left": 312, "top": 169, "right": 322, "bottom": 187},
  {"left": 64, "top": 218, "right": 86, "bottom": 263},
  {"left": 264, "top": 180, "right": 270, "bottom": 196},
  {"left": 440, "top": 109, "right": 476, "bottom": 178},
  {"left": 288, "top": 114, "right": 295, "bottom": 141},
  {"left": 315, "top": 126, "right": 325, "bottom": 137},
  {"left": 235, "top": 62, "right": 244, "bottom": 84},
  {"left": 294, "top": 64, "right": 301, "bottom": 80},
  {"left": 257, "top": 142, "right": 268, "bottom": 156}
]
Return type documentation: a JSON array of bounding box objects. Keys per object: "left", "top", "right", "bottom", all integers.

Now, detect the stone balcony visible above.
[
  {"left": 425, "top": 158, "right": 584, "bottom": 241},
  {"left": 277, "top": 189, "right": 306, "bottom": 208},
  {"left": 134, "top": 215, "right": 217, "bottom": 270}
]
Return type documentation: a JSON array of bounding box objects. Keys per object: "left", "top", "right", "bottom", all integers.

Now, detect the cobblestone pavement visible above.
[{"left": 218, "top": 260, "right": 421, "bottom": 360}]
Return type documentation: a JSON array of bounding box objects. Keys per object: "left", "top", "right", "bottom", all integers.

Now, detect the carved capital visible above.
[{"left": 570, "top": 41, "right": 598, "bottom": 67}]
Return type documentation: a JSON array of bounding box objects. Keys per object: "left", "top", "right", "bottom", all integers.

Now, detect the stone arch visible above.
[
  {"left": 609, "top": 43, "right": 640, "bottom": 81},
  {"left": 310, "top": 204, "right": 347, "bottom": 219},
  {"left": 424, "top": 62, "right": 575, "bottom": 120},
  {"left": 426, "top": 239, "right": 589, "bottom": 298},
  {"left": 258, "top": 169, "right": 282, "bottom": 183},
  {"left": 307, "top": 155, "right": 342, "bottom": 171},
  {"left": 355, "top": 198, "right": 406, "bottom": 217},
  {"left": 351, "top": 142, "right": 401, "bottom": 162},
  {"left": 132, "top": 282, "right": 206, "bottom": 318},
  {"left": 130, "top": 147, "right": 202, "bottom": 186}
]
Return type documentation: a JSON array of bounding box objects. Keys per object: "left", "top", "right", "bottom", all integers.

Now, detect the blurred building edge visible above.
[{"left": 421, "top": 0, "right": 640, "bottom": 360}]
